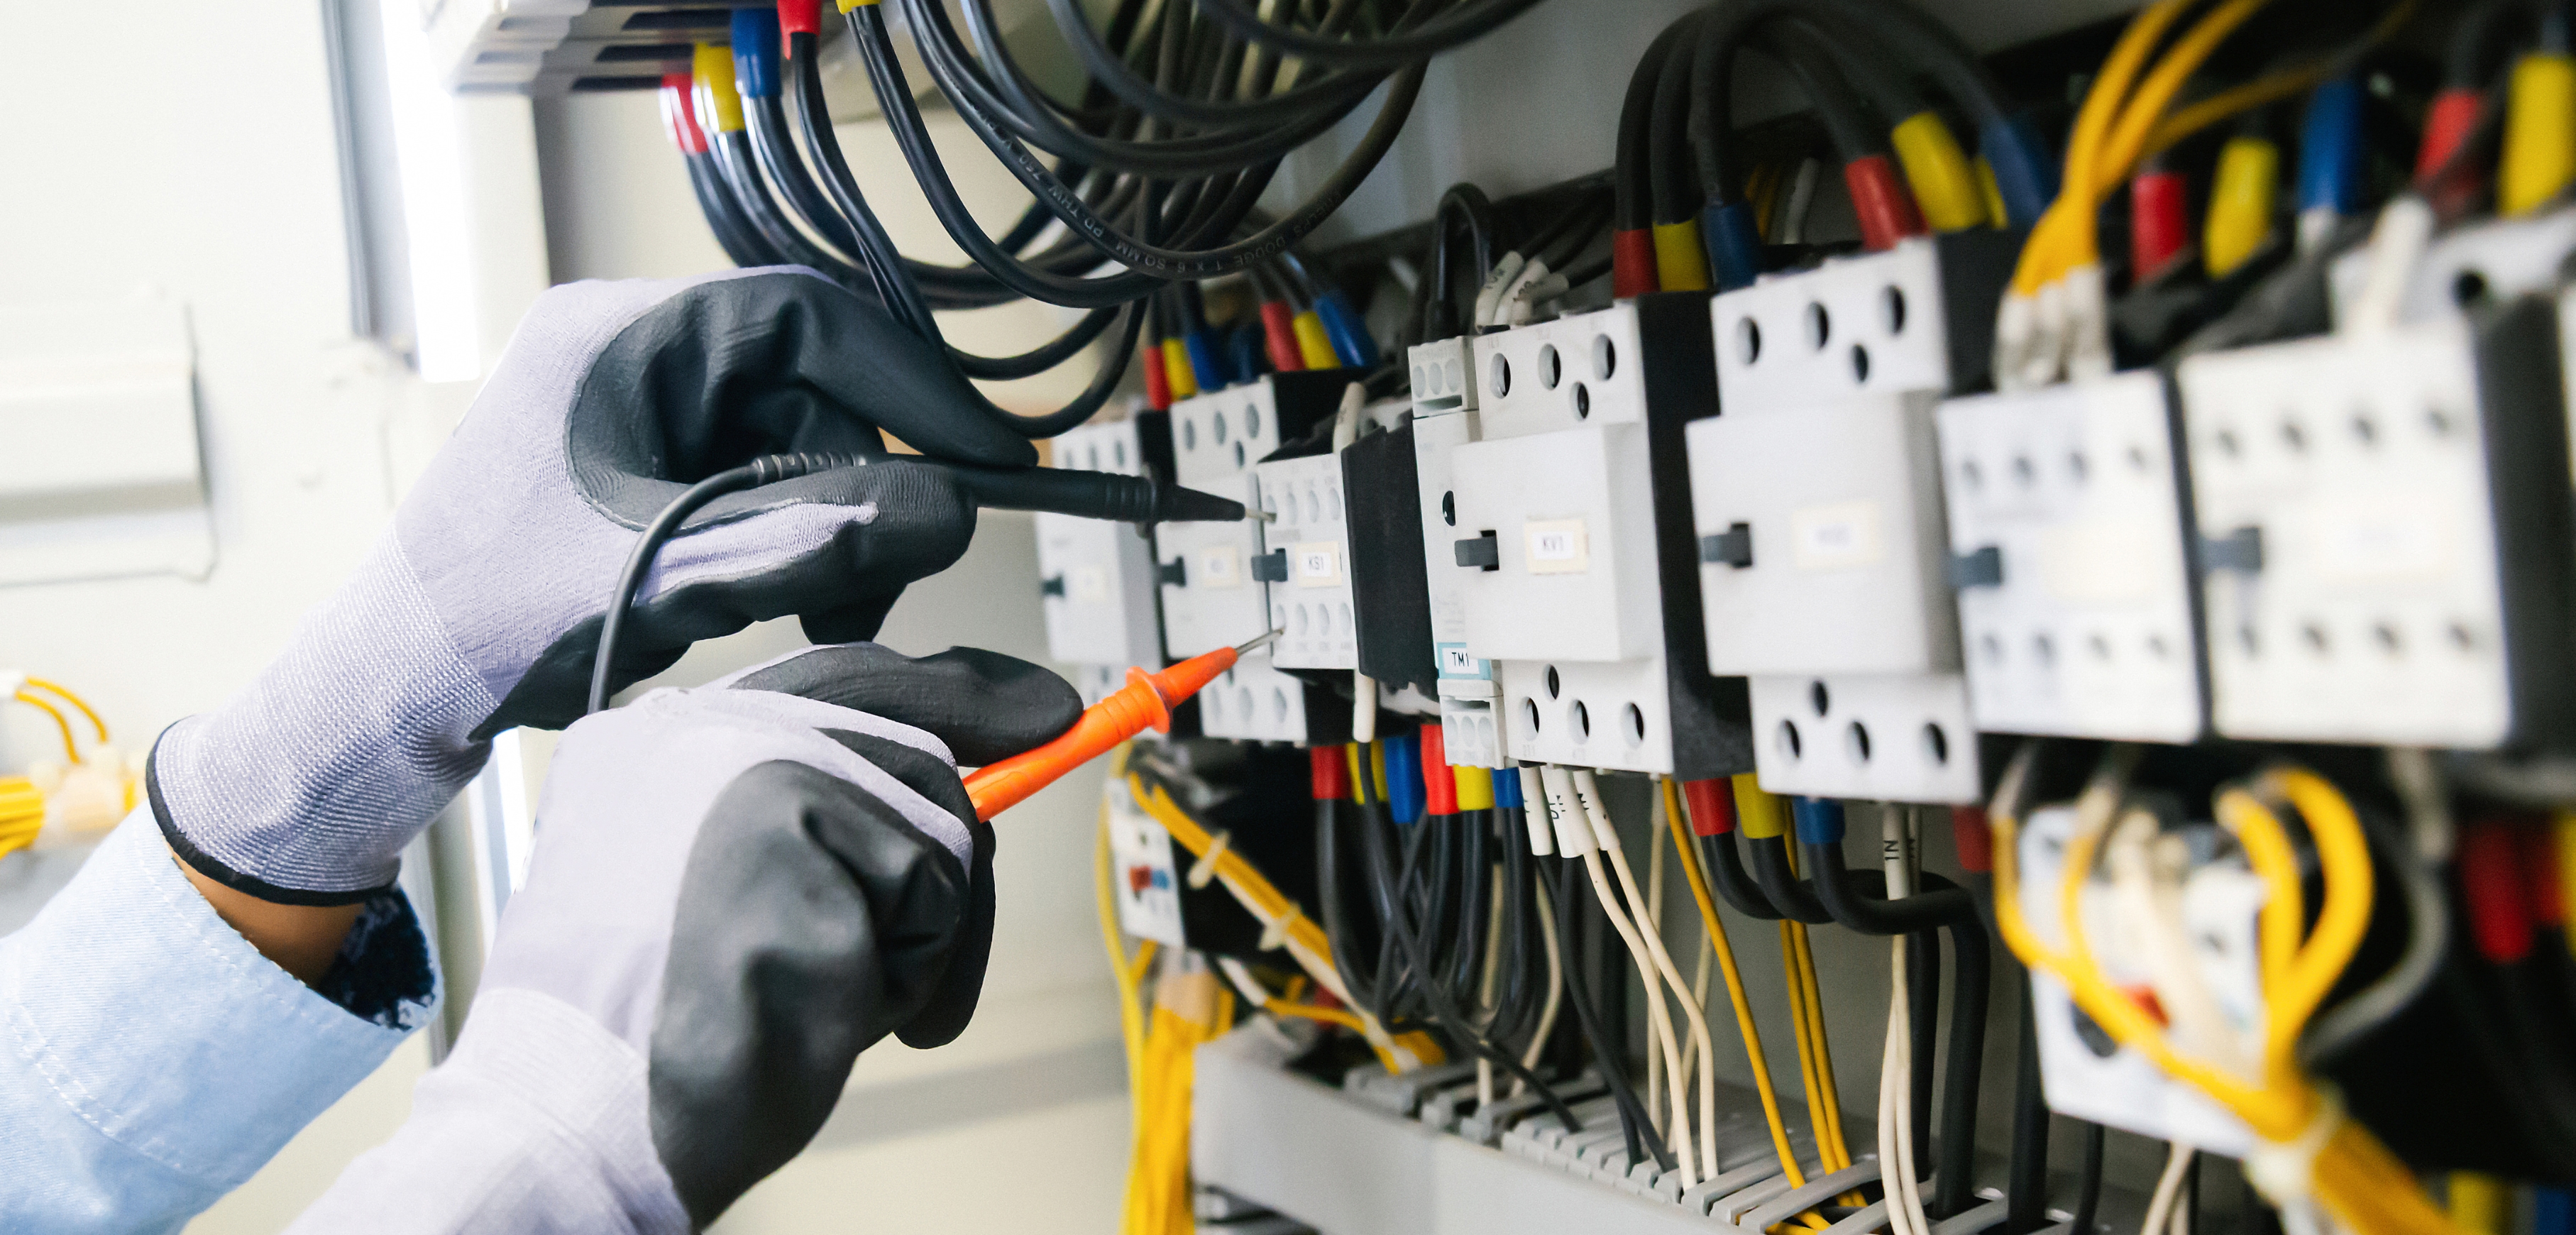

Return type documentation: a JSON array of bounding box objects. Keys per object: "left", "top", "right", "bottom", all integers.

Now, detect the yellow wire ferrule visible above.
[
  {"left": 836, "top": 0, "right": 878, "bottom": 9},
  {"left": 1159, "top": 339, "right": 1197, "bottom": 400},
  {"left": 691, "top": 45, "right": 747, "bottom": 134},
  {"left": 1892, "top": 112, "right": 1988, "bottom": 231},
  {"left": 2204, "top": 135, "right": 2280, "bottom": 278},
  {"left": 1974, "top": 158, "right": 2008, "bottom": 231},
  {"left": 1651, "top": 221, "right": 1710, "bottom": 291},
  {"left": 1291, "top": 311, "right": 1340, "bottom": 369},
  {"left": 2501, "top": 53, "right": 2576, "bottom": 216},
  {"left": 1453, "top": 765, "right": 1495, "bottom": 812},
  {"left": 1731, "top": 774, "right": 1785, "bottom": 840}
]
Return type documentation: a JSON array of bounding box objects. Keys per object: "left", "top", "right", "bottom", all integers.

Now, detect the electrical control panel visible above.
[
  {"left": 1407, "top": 336, "right": 1508, "bottom": 767},
  {"left": 1938, "top": 373, "right": 2207, "bottom": 743},
  {"left": 1035, "top": 417, "right": 1167, "bottom": 674},
  {"left": 1693, "top": 237, "right": 2013, "bottom": 803},
  {"left": 2176, "top": 304, "right": 2575, "bottom": 748},
  {"left": 1156, "top": 374, "right": 1352, "bottom": 660},
  {"left": 1445, "top": 296, "right": 1746, "bottom": 779}
]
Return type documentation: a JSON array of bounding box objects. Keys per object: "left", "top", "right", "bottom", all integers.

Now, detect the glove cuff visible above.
[{"left": 150, "top": 534, "right": 498, "bottom": 904}]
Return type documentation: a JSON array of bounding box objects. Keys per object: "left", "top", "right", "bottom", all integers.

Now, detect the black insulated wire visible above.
[
  {"left": 684, "top": 150, "right": 779, "bottom": 267},
  {"left": 1545, "top": 855, "right": 1671, "bottom": 1172},
  {"left": 1193, "top": 0, "right": 1553, "bottom": 69},
  {"left": 1802, "top": 840, "right": 1992, "bottom": 1219}
]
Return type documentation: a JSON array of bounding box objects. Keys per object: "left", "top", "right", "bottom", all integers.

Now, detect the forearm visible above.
[
  {"left": 180, "top": 860, "right": 363, "bottom": 984},
  {"left": 286, "top": 988, "right": 690, "bottom": 1235},
  {"left": 0, "top": 811, "right": 434, "bottom": 1233}
]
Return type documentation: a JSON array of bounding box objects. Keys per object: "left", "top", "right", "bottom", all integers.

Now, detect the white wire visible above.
[
  {"left": 2142, "top": 1142, "right": 2195, "bottom": 1235},
  {"left": 1514, "top": 874, "right": 1566, "bottom": 1096},
  {"left": 1545, "top": 766, "right": 1699, "bottom": 1185},
  {"left": 1882, "top": 806, "right": 1932, "bottom": 1235},
  {"left": 1574, "top": 769, "right": 1720, "bottom": 1183}
]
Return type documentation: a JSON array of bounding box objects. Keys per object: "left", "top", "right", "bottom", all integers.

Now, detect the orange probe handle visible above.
[{"left": 964, "top": 646, "right": 1240, "bottom": 820}]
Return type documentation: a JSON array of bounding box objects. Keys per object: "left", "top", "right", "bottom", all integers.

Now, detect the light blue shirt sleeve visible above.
[{"left": 0, "top": 808, "right": 437, "bottom": 1234}]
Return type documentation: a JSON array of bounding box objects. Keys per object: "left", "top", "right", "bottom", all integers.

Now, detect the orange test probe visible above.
[{"left": 964, "top": 630, "right": 1280, "bottom": 820}]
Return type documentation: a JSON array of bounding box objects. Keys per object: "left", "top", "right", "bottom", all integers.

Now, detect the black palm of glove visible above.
[
  {"left": 287, "top": 643, "right": 1082, "bottom": 1232},
  {"left": 154, "top": 268, "right": 1035, "bottom": 904}
]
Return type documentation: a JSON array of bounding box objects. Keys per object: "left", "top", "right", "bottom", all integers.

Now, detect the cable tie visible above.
[
  {"left": 1187, "top": 830, "right": 1232, "bottom": 889},
  {"left": 2244, "top": 1091, "right": 2345, "bottom": 1207}
]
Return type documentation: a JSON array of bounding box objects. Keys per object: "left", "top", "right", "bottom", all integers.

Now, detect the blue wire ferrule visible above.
[
  {"left": 1701, "top": 200, "right": 1764, "bottom": 292},
  {"left": 1183, "top": 329, "right": 1226, "bottom": 392},
  {"left": 1492, "top": 762, "right": 1525, "bottom": 810},
  {"left": 1384, "top": 734, "right": 1425, "bottom": 825},
  {"left": 1314, "top": 290, "right": 1379, "bottom": 367},
  {"left": 730, "top": 9, "right": 782, "bottom": 99},
  {"left": 2296, "top": 77, "right": 2367, "bottom": 216},
  {"left": 1790, "top": 796, "right": 1846, "bottom": 846},
  {"left": 1980, "top": 111, "right": 2059, "bottom": 229},
  {"left": 1227, "top": 324, "right": 1266, "bottom": 385}
]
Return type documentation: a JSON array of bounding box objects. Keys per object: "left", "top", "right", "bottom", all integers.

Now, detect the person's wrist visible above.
[
  {"left": 177, "top": 856, "right": 366, "bottom": 986},
  {"left": 150, "top": 534, "right": 501, "bottom": 901}
]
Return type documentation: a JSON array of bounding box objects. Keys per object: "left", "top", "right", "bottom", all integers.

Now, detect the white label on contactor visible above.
[
  {"left": 1070, "top": 566, "right": 1110, "bottom": 604},
  {"left": 1292, "top": 542, "right": 1343, "bottom": 588},
  {"left": 1791, "top": 500, "right": 1884, "bottom": 571},
  {"left": 1194, "top": 545, "right": 1243, "bottom": 588},
  {"left": 1524, "top": 519, "right": 1590, "bottom": 574}
]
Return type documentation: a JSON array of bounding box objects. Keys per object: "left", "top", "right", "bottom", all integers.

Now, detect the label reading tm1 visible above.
[{"left": 1525, "top": 519, "right": 1590, "bottom": 575}]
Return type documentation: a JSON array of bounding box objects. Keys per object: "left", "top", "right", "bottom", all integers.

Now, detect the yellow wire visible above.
[
  {"left": 2557, "top": 812, "right": 2576, "bottom": 960},
  {"left": 13, "top": 693, "right": 80, "bottom": 765},
  {"left": 1662, "top": 779, "right": 1830, "bottom": 1231},
  {"left": 1128, "top": 773, "right": 1443, "bottom": 1072},
  {"left": 20, "top": 677, "right": 106, "bottom": 746},
  {"left": 1265, "top": 999, "right": 1367, "bottom": 1033},
  {"left": 2014, "top": 0, "right": 2196, "bottom": 294},
  {"left": 1992, "top": 761, "right": 2460, "bottom": 1235}
]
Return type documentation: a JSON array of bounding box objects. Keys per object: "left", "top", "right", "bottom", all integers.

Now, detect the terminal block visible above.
[
  {"left": 2176, "top": 303, "right": 2575, "bottom": 747},
  {"left": 1445, "top": 295, "right": 1746, "bottom": 779},
  {"left": 1937, "top": 373, "right": 2206, "bottom": 743},
  {"left": 1156, "top": 374, "right": 1352, "bottom": 659},
  {"left": 1035, "top": 417, "right": 1169, "bottom": 678},
  {"left": 1692, "top": 236, "right": 2013, "bottom": 802},
  {"left": 1407, "top": 336, "right": 1509, "bottom": 767}
]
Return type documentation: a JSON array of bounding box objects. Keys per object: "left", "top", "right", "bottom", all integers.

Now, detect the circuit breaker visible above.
[
  {"left": 1156, "top": 373, "right": 1351, "bottom": 659},
  {"left": 1692, "top": 236, "right": 2013, "bottom": 803},
  {"left": 1035, "top": 417, "right": 1168, "bottom": 678},
  {"left": 1937, "top": 373, "right": 2207, "bottom": 743},
  {"left": 1407, "top": 336, "right": 1508, "bottom": 767},
  {"left": 1445, "top": 295, "right": 1746, "bottom": 779},
  {"left": 2176, "top": 303, "right": 2575, "bottom": 748}
]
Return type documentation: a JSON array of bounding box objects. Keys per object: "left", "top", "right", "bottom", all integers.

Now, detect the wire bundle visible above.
[{"left": 1990, "top": 748, "right": 2460, "bottom": 1235}]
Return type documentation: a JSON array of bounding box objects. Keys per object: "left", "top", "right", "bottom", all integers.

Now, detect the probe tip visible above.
[{"left": 1233, "top": 630, "right": 1284, "bottom": 654}]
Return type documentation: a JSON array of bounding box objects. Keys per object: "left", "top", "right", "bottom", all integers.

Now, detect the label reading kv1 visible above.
[{"left": 1524, "top": 519, "right": 1590, "bottom": 575}]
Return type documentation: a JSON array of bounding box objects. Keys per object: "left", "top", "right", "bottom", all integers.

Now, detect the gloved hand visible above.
[
  {"left": 152, "top": 268, "right": 1033, "bottom": 905},
  {"left": 285, "top": 642, "right": 1080, "bottom": 1234}
]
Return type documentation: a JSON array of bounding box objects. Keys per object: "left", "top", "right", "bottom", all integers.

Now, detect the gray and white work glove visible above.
[
  {"left": 152, "top": 268, "right": 1034, "bottom": 904},
  {"left": 286, "top": 642, "right": 1081, "bottom": 1234}
]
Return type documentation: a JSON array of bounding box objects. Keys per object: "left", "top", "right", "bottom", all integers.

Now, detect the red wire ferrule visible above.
[
  {"left": 1844, "top": 156, "right": 1927, "bottom": 252},
  {"left": 659, "top": 73, "right": 709, "bottom": 155},
  {"left": 2460, "top": 819, "right": 2534, "bottom": 964},
  {"left": 2130, "top": 170, "right": 2189, "bottom": 281},
  {"left": 1142, "top": 342, "right": 1172, "bottom": 410},
  {"left": 1612, "top": 229, "right": 1660, "bottom": 299},
  {"left": 1311, "top": 745, "right": 1350, "bottom": 801},
  {"left": 1260, "top": 301, "right": 1304, "bottom": 372},
  {"left": 1682, "top": 778, "right": 1735, "bottom": 837},
  {"left": 2418, "top": 87, "right": 2484, "bottom": 180},
  {"left": 779, "top": 0, "right": 822, "bottom": 41},
  {"left": 1950, "top": 806, "right": 1993, "bottom": 874},
  {"left": 1419, "top": 723, "right": 1458, "bottom": 816}
]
